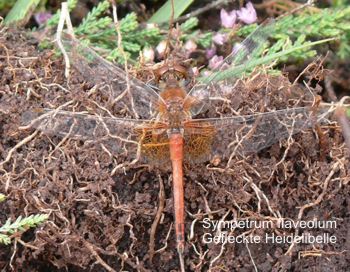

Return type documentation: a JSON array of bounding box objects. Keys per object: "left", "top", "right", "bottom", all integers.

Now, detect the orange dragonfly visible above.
[{"left": 21, "top": 21, "right": 331, "bottom": 268}]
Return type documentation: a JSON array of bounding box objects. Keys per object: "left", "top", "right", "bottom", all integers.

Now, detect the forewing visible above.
[
  {"left": 184, "top": 20, "right": 275, "bottom": 116},
  {"left": 21, "top": 109, "right": 171, "bottom": 163},
  {"left": 184, "top": 107, "right": 328, "bottom": 163},
  {"left": 60, "top": 32, "right": 165, "bottom": 119}
]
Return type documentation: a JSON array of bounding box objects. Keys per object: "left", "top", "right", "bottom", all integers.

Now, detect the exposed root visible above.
[
  {"left": 149, "top": 173, "right": 165, "bottom": 262},
  {"left": 297, "top": 161, "right": 340, "bottom": 221},
  {"left": 83, "top": 240, "right": 116, "bottom": 272},
  {"left": 245, "top": 242, "right": 258, "bottom": 272},
  {"left": 0, "top": 130, "right": 38, "bottom": 167}
]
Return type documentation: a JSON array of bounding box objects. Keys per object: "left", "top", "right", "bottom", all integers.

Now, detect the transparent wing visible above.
[
  {"left": 60, "top": 32, "right": 165, "bottom": 119},
  {"left": 183, "top": 107, "right": 329, "bottom": 163},
  {"left": 21, "top": 109, "right": 170, "bottom": 163},
  {"left": 184, "top": 19, "right": 275, "bottom": 116}
]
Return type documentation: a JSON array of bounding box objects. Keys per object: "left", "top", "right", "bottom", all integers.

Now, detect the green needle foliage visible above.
[
  {"left": 45, "top": 0, "right": 161, "bottom": 62},
  {"left": 45, "top": 0, "right": 210, "bottom": 63},
  {"left": 45, "top": 0, "right": 78, "bottom": 27},
  {"left": 237, "top": 7, "right": 350, "bottom": 61},
  {"left": 0, "top": 214, "right": 49, "bottom": 245},
  {"left": 204, "top": 37, "right": 335, "bottom": 83},
  {"left": 199, "top": 6, "right": 350, "bottom": 82},
  {"left": 74, "top": 0, "right": 112, "bottom": 35},
  {"left": 179, "top": 17, "right": 213, "bottom": 48},
  {"left": 43, "top": 2, "right": 349, "bottom": 67},
  {"left": 106, "top": 12, "right": 161, "bottom": 62}
]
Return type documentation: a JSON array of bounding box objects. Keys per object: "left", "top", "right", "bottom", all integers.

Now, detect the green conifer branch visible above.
[{"left": 0, "top": 214, "right": 49, "bottom": 245}]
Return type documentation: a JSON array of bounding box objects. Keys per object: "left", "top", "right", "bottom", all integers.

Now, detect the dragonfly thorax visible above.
[
  {"left": 164, "top": 97, "right": 187, "bottom": 128},
  {"left": 159, "top": 81, "right": 190, "bottom": 129}
]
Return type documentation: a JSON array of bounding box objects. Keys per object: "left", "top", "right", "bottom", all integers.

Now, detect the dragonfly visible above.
[{"left": 20, "top": 20, "right": 331, "bottom": 269}]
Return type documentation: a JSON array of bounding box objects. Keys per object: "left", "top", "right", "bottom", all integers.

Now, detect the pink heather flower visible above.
[
  {"left": 146, "top": 23, "right": 156, "bottom": 29},
  {"left": 191, "top": 67, "right": 200, "bottom": 77},
  {"left": 184, "top": 40, "right": 197, "bottom": 53},
  {"left": 208, "top": 55, "right": 224, "bottom": 70},
  {"left": 202, "top": 70, "right": 212, "bottom": 77},
  {"left": 156, "top": 40, "right": 168, "bottom": 58},
  {"left": 142, "top": 47, "right": 155, "bottom": 62},
  {"left": 206, "top": 46, "right": 216, "bottom": 59},
  {"left": 213, "top": 33, "right": 228, "bottom": 45},
  {"left": 237, "top": 2, "right": 257, "bottom": 24},
  {"left": 220, "top": 8, "right": 237, "bottom": 28},
  {"left": 34, "top": 12, "right": 52, "bottom": 26}
]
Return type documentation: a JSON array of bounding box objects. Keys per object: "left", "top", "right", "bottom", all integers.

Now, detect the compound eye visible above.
[{"left": 175, "top": 72, "right": 184, "bottom": 80}]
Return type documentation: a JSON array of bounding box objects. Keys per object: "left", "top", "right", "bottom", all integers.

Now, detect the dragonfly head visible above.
[{"left": 154, "top": 62, "right": 188, "bottom": 89}]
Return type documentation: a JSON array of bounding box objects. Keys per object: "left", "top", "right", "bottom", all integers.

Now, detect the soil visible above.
[{"left": 0, "top": 27, "right": 349, "bottom": 272}]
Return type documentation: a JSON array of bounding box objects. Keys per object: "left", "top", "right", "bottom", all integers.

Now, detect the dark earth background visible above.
[{"left": 0, "top": 1, "right": 350, "bottom": 271}]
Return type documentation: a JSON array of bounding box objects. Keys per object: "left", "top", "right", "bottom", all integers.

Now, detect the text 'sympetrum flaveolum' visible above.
[{"left": 21, "top": 19, "right": 333, "bottom": 268}]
